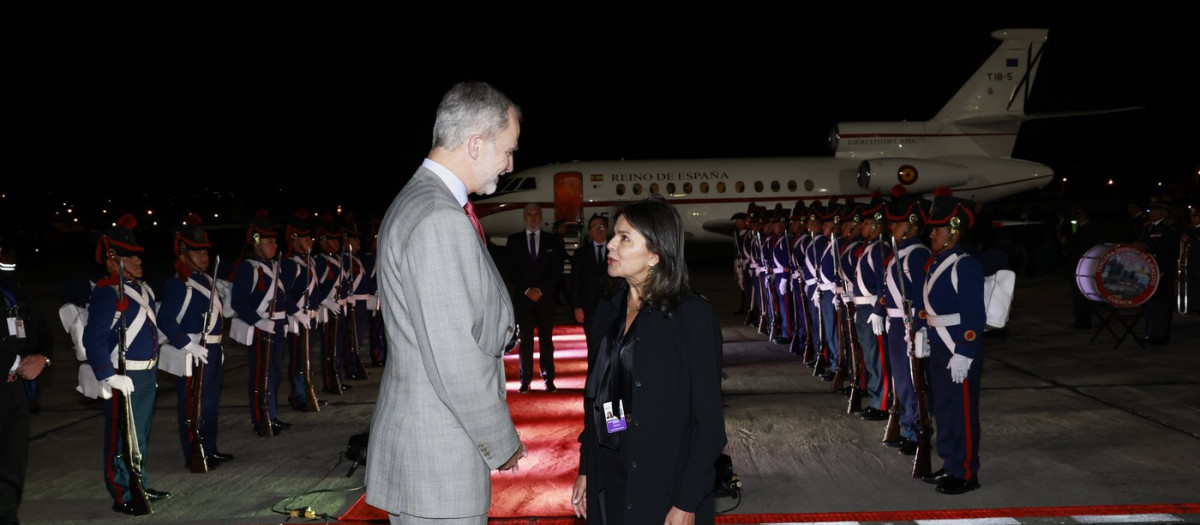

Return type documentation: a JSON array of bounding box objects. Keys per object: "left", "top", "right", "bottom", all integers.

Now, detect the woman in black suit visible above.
[{"left": 572, "top": 195, "right": 727, "bottom": 525}]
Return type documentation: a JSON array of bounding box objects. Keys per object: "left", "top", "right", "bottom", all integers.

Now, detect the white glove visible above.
[
  {"left": 254, "top": 318, "right": 276, "bottom": 334},
  {"left": 912, "top": 328, "right": 931, "bottom": 358},
  {"left": 812, "top": 294, "right": 822, "bottom": 308},
  {"left": 948, "top": 353, "right": 973, "bottom": 383},
  {"left": 293, "top": 311, "right": 311, "bottom": 328},
  {"left": 104, "top": 374, "right": 134, "bottom": 396},
  {"left": 868, "top": 313, "right": 885, "bottom": 336},
  {"left": 183, "top": 341, "right": 210, "bottom": 364}
]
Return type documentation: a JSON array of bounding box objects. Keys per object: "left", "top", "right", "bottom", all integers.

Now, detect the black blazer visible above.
[
  {"left": 505, "top": 229, "right": 566, "bottom": 297},
  {"left": 569, "top": 241, "right": 612, "bottom": 319},
  {"left": 578, "top": 284, "right": 726, "bottom": 522}
]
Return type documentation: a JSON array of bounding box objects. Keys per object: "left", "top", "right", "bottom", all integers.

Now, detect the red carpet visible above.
[{"left": 341, "top": 325, "right": 588, "bottom": 522}]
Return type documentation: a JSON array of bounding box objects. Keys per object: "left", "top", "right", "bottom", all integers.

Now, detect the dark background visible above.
[{"left": 5, "top": 3, "right": 1197, "bottom": 265}]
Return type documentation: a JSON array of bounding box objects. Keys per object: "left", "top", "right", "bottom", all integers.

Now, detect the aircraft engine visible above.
[{"left": 856, "top": 158, "right": 971, "bottom": 195}]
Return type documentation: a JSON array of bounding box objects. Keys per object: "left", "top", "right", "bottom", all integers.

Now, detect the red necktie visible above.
[{"left": 463, "top": 200, "right": 486, "bottom": 243}]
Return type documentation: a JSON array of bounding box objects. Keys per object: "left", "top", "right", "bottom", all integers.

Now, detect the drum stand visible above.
[{"left": 1088, "top": 302, "right": 1146, "bottom": 349}]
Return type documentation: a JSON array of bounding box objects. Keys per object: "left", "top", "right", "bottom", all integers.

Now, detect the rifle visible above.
[
  {"left": 255, "top": 256, "right": 279, "bottom": 438},
  {"left": 839, "top": 240, "right": 865, "bottom": 413},
  {"left": 300, "top": 249, "right": 321, "bottom": 411},
  {"left": 756, "top": 230, "right": 773, "bottom": 335},
  {"left": 114, "top": 261, "right": 153, "bottom": 514},
  {"left": 828, "top": 231, "right": 851, "bottom": 393},
  {"left": 323, "top": 248, "right": 345, "bottom": 396},
  {"left": 188, "top": 257, "right": 220, "bottom": 473},
  {"left": 341, "top": 241, "right": 368, "bottom": 380},
  {"left": 742, "top": 230, "right": 760, "bottom": 326},
  {"left": 893, "top": 234, "right": 932, "bottom": 479}
]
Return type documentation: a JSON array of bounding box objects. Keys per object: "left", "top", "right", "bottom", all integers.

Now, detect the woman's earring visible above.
[{"left": 647, "top": 264, "right": 656, "bottom": 275}]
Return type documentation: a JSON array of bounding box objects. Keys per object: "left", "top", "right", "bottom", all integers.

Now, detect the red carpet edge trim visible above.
[{"left": 342, "top": 502, "right": 1200, "bottom": 524}]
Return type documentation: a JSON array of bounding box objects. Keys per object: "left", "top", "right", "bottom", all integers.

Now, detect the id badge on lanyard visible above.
[{"left": 604, "top": 399, "right": 627, "bottom": 433}]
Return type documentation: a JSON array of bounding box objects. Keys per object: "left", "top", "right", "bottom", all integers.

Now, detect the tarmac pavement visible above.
[{"left": 11, "top": 243, "right": 1200, "bottom": 525}]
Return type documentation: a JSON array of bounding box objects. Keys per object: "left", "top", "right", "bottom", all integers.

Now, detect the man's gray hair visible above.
[{"left": 432, "top": 81, "right": 523, "bottom": 151}]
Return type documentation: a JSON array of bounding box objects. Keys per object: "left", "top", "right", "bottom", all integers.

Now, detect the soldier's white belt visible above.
[
  {"left": 805, "top": 278, "right": 817, "bottom": 286},
  {"left": 350, "top": 294, "right": 370, "bottom": 302},
  {"left": 269, "top": 312, "right": 286, "bottom": 320},
  {"left": 125, "top": 359, "right": 157, "bottom": 370},
  {"left": 887, "top": 308, "right": 904, "bottom": 318},
  {"left": 926, "top": 313, "right": 961, "bottom": 327},
  {"left": 204, "top": 335, "right": 222, "bottom": 344},
  {"left": 772, "top": 269, "right": 787, "bottom": 274},
  {"left": 854, "top": 295, "right": 877, "bottom": 305},
  {"left": 819, "top": 282, "right": 836, "bottom": 291}
]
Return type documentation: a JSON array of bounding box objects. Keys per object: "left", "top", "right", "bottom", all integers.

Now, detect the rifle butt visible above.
[
  {"left": 882, "top": 393, "right": 901, "bottom": 443},
  {"left": 829, "top": 368, "right": 845, "bottom": 393},
  {"left": 305, "top": 385, "right": 322, "bottom": 412},
  {"left": 189, "top": 441, "right": 209, "bottom": 473},
  {"left": 911, "top": 437, "right": 933, "bottom": 479},
  {"left": 846, "top": 389, "right": 863, "bottom": 414}
]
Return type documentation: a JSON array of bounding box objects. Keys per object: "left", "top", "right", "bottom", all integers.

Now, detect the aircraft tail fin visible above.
[{"left": 932, "top": 28, "right": 1049, "bottom": 128}]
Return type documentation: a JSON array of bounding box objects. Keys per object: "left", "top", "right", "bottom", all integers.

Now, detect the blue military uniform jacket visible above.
[{"left": 920, "top": 245, "right": 985, "bottom": 359}]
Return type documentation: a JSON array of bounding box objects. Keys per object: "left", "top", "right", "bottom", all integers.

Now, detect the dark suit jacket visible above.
[
  {"left": 505, "top": 229, "right": 566, "bottom": 299},
  {"left": 578, "top": 284, "right": 727, "bottom": 522},
  {"left": 570, "top": 241, "right": 612, "bottom": 328}
]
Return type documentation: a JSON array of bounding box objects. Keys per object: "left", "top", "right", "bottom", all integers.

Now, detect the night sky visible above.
[{"left": 6, "top": 3, "right": 1197, "bottom": 249}]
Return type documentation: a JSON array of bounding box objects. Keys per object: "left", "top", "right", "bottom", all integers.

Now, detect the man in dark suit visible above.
[
  {"left": 1065, "top": 209, "right": 1100, "bottom": 329},
  {"left": 570, "top": 214, "right": 611, "bottom": 356},
  {"left": 506, "top": 203, "right": 566, "bottom": 393}
]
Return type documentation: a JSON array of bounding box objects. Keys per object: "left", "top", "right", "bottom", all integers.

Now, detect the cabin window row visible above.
[{"left": 613, "top": 180, "right": 805, "bottom": 197}]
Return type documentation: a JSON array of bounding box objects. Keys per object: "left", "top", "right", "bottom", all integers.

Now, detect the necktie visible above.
[
  {"left": 463, "top": 200, "right": 486, "bottom": 243},
  {"left": 596, "top": 244, "right": 603, "bottom": 266},
  {"left": 529, "top": 232, "right": 537, "bottom": 261}
]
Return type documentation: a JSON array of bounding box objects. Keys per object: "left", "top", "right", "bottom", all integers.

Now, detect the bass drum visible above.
[{"left": 1075, "top": 244, "right": 1160, "bottom": 307}]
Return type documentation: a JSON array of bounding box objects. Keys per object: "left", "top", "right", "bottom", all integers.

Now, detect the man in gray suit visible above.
[{"left": 367, "top": 81, "right": 527, "bottom": 524}]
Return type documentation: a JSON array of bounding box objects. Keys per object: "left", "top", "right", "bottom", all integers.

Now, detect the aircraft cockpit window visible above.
[
  {"left": 735, "top": 181, "right": 745, "bottom": 193},
  {"left": 682, "top": 182, "right": 693, "bottom": 194},
  {"left": 770, "top": 181, "right": 781, "bottom": 192},
  {"left": 498, "top": 177, "right": 521, "bottom": 192},
  {"left": 666, "top": 183, "right": 676, "bottom": 194},
  {"left": 518, "top": 177, "right": 537, "bottom": 191},
  {"left": 753, "top": 181, "right": 764, "bottom": 192},
  {"left": 700, "top": 182, "right": 709, "bottom": 193},
  {"left": 650, "top": 183, "right": 660, "bottom": 195},
  {"left": 717, "top": 181, "right": 727, "bottom": 193}
]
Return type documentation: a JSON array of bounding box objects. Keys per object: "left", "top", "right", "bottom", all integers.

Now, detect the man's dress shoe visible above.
[
  {"left": 145, "top": 488, "right": 171, "bottom": 500},
  {"left": 208, "top": 451, "right": 235, "bottom": 462},
  {"left": 859, "top": 408, "right": 888, "bottom": 421},
  {"left": 253, "top": 421, "right": 287, "bottom": 437},
  {"left": 112, "top": 501, "right": 151, "bottom": 516},
  {"left": 545, "top": 380, "right": 558, "bottom": 392},
  {"left": 898, "top": 440, "right": 918, "bottom": 456},
  {"left": 920, "top": 467, "right": 950, "bottom": 484},
  {"left": 272, "top": 419, "right": 294, "bottom": 430},
  {"left": 936, "top": 475, "right": 981, "bottom": 494},
  {"left": 518, "top": 384, "right": 530, "bottom": 394}
]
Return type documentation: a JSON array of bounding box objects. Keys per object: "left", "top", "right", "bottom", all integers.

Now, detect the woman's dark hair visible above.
[{"left": 613, "top": 194, "right": 691, "bottom": 315}]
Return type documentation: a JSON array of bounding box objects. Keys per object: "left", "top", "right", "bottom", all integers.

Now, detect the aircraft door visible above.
[{"left": 553, "top": 171, "right": 583, "bottom": 226}]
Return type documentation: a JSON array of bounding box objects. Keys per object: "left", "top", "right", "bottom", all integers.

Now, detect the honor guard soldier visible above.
[
  {"left": 881, "top": 185, "right": 932, "bottom": 455},
  {"left": 1132, "top": 196, "right": 1180, "bottom": 345},
  {"left": 916, "top": 187, "right": 984, "bottom": 494},
  {"left": 767, "top": 205, "right": 793, "bottom": 345},
  {"left": 83, "top": 213, "right": 170, "bottom": 515},
  {"left": 158, "top": 214, "right": 234, "bottom": 470},
  {"left": 364, "top": 218, "right": 386, "bottom": 367},
  {"left": 279, "top": 210, "right": 327, "bottom": 411},
  {"left": 852, "top": 193, "right": 892, "bottom": 421},
  {"left": 313, "top": 213, "right": 348, "bottom": 395},
  {"left": 786, "top": 200, "right": 811, "bottom": 357},
  {"left": 1, "top": 232, "right": 51, "bottom": 523},
  {"left": 832, "top": 200, "right": 863, "bottom": 393},
  {"left": 799, "top": 199, "right": 825, "bottom": 367},
  {"left": 341, "top": 214, "right": 370, "bottom": 381},
  {"left": 815, "top": 198, "right": 844, "bottom": 381},
  {"left": 230, "top": 210, "right": 290, "bottom": 437}
]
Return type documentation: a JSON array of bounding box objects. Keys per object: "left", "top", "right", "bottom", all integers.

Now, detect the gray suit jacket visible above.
[{"left": 366, "top": 167, "right": 519, "bottom": 518}]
